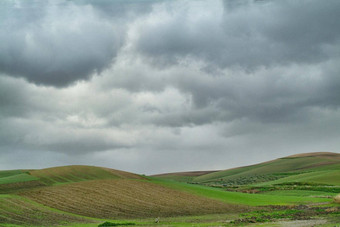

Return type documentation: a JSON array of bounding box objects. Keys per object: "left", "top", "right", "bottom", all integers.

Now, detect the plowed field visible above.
[{"left": 22, "top": 179, "right": 244, "bottom": 219}]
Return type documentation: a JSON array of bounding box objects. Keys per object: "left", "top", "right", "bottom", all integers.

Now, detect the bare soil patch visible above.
[{"left": 21, "top": 179, "right": 245, "bottom": 219}]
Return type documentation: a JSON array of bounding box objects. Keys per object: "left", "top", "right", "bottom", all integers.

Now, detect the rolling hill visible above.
[
  {"left": 0, "top": 152, "right": 339, "bottom": 226},
  {"left": 0, "top": 165, "right": 245, "bottom": 226},
  {"left": 155, "top": 152, "right": 340, "bottom": 187},
  {"left": 152, "top": 170, "right": 219, "bottom": 182}
]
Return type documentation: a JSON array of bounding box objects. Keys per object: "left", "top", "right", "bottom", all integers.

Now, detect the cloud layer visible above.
[{"left": 0, "top": 0, "right": 340, "bottom": 174}]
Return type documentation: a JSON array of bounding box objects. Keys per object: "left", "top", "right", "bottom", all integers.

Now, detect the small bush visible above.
[{"left": 334, "top": 194, "right": 340, "bottom": 204}]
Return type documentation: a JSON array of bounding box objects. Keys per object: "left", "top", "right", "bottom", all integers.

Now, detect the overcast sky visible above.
[{"left": 0, "top": 0, "right": 340, "bottom": 174}]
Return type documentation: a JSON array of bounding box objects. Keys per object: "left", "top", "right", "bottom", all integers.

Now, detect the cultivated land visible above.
[{"left": 0, "top": 152, "right": 339, "bottom": 226}]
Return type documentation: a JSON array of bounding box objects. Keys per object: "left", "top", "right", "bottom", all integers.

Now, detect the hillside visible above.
[
  {"left": 152, "top": 170, "right": 218, "bottom": 182},
  {"left": 0, "top": 154, "right": 339, "bottom": 226},
  {"left": 0, "top": 165, "right": 144, "bottom": 193},
  {"left": 29, "top": 165, "right": 144, "bottom": 184},
  {"left": 155, "top": 152, "right": 340, "bottom": 187},
  {"left": 0, "top": 165, "right": 245, "bottom": 226},
  {"left": 21, "top": 179, "right": 242, "bottom": 219}
]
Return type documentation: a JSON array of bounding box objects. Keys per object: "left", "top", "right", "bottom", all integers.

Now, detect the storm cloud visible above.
[
  {"left": 0, "top": 1, "right": 124, "bottom": 86},
  {"left": 0, "top": 0, "right": 340, "bottom": 174}
]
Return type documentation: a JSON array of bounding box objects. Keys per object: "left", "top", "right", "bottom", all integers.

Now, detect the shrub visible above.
[{"left": 334, "top": 194, "right": 340, "bottom": 204}]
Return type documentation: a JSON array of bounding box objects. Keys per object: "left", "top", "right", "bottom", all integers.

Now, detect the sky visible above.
[{"left": 0, "top": 0, "right": 340, "bottom": 174}]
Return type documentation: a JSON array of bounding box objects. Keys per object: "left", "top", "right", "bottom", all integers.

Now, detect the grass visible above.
[
  {"left": 0, "top": 173, "right": 39, "bottom": 185},
  {"left": 150, "top": 178, "right": 331, "bottom": 206},
  {"left": 1, "top": 153, "right": 339, "bottom": 226},
  {"left": 260, "top": 189, "right": 337, "bottom": 197},
  {"left": 64, "top": 213, "right": 241, "bottom": 227},
  {"left": 0, "top": 170, "right": 24, "bottom": 178},
  {"left": 190, "top": 153, "right": 340, "bottom": 186},
  {"left": 0, "top": 194, "right": 94, "bottom": 226},
  {"left": 231, "top": 207, "right": 340, "bottom": 225},
  {"left": 254, "top": 170, "right": 340, "bottom": 186}
]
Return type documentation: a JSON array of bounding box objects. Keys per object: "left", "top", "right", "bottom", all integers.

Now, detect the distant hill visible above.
[
  {"left": 154, "top": 152, "right": 340, "bottom": 187},
  {"left": 152, "top": 170, "right": 219, "bottom": 182},
  {"left": 29, "top": 165, "right": 144, "bottom": 184}
]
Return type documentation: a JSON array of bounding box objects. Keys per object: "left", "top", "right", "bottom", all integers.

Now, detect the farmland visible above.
[{"left": 0, "top": 152, "right": 339, "bottom": 226}]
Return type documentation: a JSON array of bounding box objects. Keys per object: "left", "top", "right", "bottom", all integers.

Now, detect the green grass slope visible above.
[
  {"left": 255, "top": 170, "right": 340, "bottom": 186},
  {"left": 150, "top": 178, "right": 331, "bottom": 206},
  {"left": 191, "top": 152, "right": 340, "bottom": 186},
  {"left": 0, "top": 170, "right": 25, "bottom": 178},
  {"left": 152, "top": 171, "right": 218, "bottom": 182},
  {"left": 0, "top": 173, "right": 39, "bottom": 185}
]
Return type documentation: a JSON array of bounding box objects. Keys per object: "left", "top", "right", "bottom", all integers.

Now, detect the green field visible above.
[
  {"left": 0, "top": 152, "right": 339, "bottom": 226},
  {"left": 254, "top": 170, "right": 340, "bottom": 186},
  {"left": 0, "top": 173, "right": 39, "bottom": 185},
  {"left": 150, "top": 178, "right": 331, "bottom": 206},
  {"left": 164, "top": 152, "right": 340, "bottom": 188}
]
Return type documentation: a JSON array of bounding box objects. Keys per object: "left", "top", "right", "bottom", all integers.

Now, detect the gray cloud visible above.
[
  {"left": 0, "top": 1, "right": 123, "bottom": 86},
  {"left": 0, "top": 0, "right": 340, "bottom": 174},
  {"left": 134, "top": 0, "right": 340, "bottom": 69}
]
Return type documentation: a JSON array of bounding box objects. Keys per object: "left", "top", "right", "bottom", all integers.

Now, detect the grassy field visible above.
[
  {"left": 0, "top": 153, "right": 339, "bottom": 226},
  {"left": 0, "top": 173, "right": 39, "bottom": 185},
  {"left": 260, "top": 189, "right": 338, "bottom": 197},
  {"left": 157, "top": 152, "right": 340, "bottom": 188},
  {"left": 150, "top": 178, "right": 332, "bottom": 206},
  {"left": 152, "top": 171, "right": 218, "bottom": 183},
  {"left": 254, "top": 170, "right": 340, "bottom": 186},
  {"left": 0, "top": 170, "right": 25, "bottom": 178}
]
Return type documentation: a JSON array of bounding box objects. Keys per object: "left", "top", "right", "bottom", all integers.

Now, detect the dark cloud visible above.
[
  {"left": 0, "top": 1, "right": 123, "bottom": 86},
  {"left": 134, "top": 0, "right": 340, "bottom": 69},
  {"left": 0, "top": 0, "right": 340, "bottom": 173}
]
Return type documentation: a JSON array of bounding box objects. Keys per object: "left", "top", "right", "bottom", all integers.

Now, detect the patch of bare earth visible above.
[
  {"left": 21, "top": 179, "right": 245, "bottom": 219},
  {"left": 273, "top": 219, "right": 327, "bottom": 226}
]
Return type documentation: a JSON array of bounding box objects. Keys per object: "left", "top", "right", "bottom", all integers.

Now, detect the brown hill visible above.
[{"left": 21, "top": 179, "right": 244, "bottom": 219}]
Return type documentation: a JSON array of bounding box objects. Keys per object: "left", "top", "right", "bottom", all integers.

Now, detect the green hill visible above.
[
  {"left": 152, "top": 170, "right": 218, "bottom": 182},
  {"left": 156, "top": 152, "right": 340, "bottom": 187},
  {"left": 0, "top": 154, "right": 339, "bottom": 226}
]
